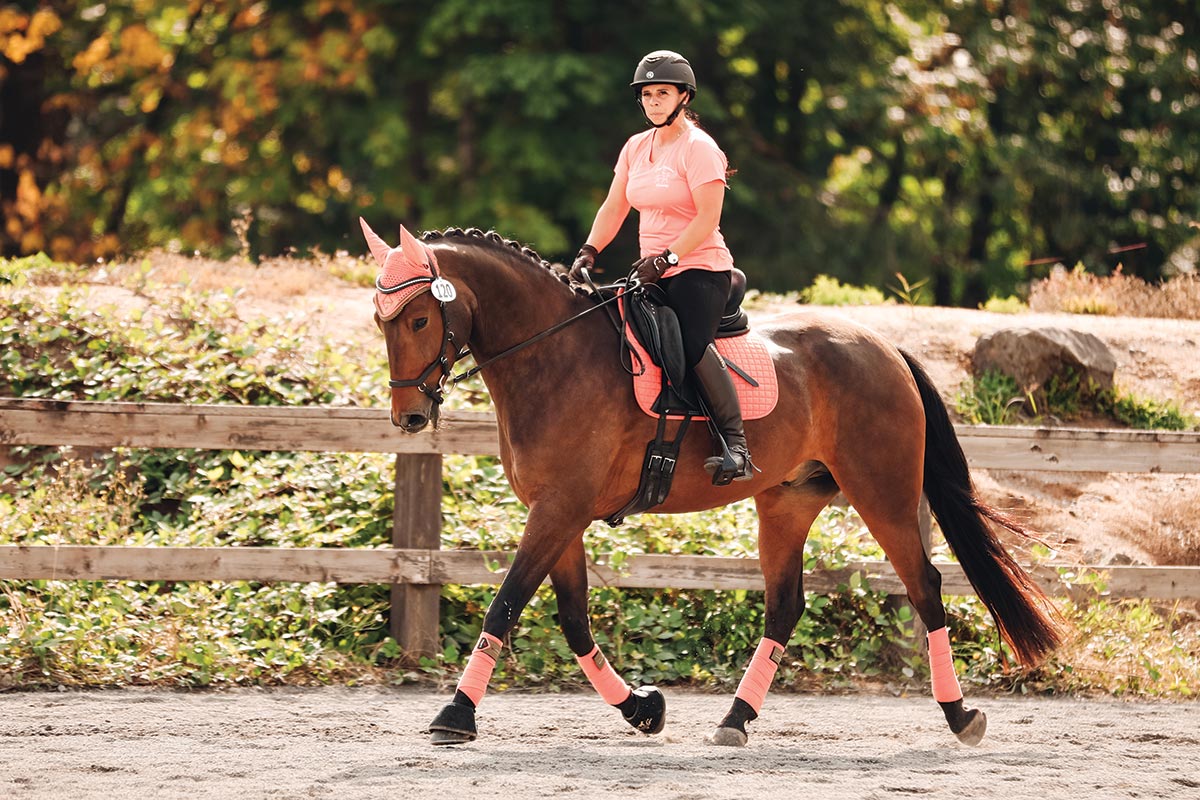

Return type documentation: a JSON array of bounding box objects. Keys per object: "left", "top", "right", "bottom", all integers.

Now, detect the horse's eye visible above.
[{"left": 413, "top": 317, "right": 429, "bottom": 332}]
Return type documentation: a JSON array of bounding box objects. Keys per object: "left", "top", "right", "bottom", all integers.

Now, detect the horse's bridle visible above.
[
  {"left": 378, "top": 253, "right": 467, "bottom": 407},
  {"left": 382, "top": 260, "right": 632, "bottom": 408}
]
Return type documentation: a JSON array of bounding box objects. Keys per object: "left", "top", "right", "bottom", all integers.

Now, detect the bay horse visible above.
[{"left": 362, "top": 219, "right": 1064, "bottom": 748}]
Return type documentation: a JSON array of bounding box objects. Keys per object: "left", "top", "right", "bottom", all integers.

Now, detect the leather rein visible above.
[{"left": 384, "top": 260, "right": 631, "bottom": 407}]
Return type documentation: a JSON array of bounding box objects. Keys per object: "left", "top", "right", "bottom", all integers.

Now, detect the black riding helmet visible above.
[{"left": 631, "top": 50, "right": 696, "bottom": 128}]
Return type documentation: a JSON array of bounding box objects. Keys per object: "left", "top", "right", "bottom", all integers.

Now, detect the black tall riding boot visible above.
[{"left": 692, "top": 343, "right": 756, "bottom": 485}]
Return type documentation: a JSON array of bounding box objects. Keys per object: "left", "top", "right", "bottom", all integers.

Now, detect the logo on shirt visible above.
[{"left": 654, "top": 165, "right": 679, "bottom": 189}]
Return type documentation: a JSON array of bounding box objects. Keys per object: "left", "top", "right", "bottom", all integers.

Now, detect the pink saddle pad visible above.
[{"left": 626, "top": 313, "right": 779, "bottom": 421}]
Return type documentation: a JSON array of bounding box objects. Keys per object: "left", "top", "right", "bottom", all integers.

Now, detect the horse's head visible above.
[{"left": 362, "top": 218, "right": 470, "bottom": 432}]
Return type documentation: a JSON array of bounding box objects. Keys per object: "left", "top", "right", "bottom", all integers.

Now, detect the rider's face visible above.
[{"left": 639, "top": 84, "right": 687, "bottom": 122}]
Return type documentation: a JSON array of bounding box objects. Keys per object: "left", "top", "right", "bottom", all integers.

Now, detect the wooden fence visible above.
[{"left": 2, "top": 398, "right": 1199, "bottom": 657}]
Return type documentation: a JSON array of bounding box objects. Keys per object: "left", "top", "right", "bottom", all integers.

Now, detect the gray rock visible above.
[{"left": 971, "top": 327, "right": 1117, "bottom": 393}]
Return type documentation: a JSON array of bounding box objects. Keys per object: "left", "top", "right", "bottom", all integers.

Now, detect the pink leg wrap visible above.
[
  {"left": 576, "top": 645, "right": 632, "bottom": 706},
  {"left": 734, "top": 637, "right": 786, "bottom": 714},
  {"left": 456, "top": 632, "right": 503, "bottom": 707},
  {"left": 928, "top": 626, "right": 963, "bottom": 703}
]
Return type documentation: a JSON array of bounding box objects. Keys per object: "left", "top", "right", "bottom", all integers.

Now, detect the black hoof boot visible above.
[
  {"left": 428, "top": 701, "right": 477, "bottom": 746},
  {"left": 621, "top": 686, "right": 666, "bottom": 734}
]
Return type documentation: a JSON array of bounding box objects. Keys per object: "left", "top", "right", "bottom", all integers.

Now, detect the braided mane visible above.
[{"left": 420, "top": 227, "right": 581, "bottom": 291}]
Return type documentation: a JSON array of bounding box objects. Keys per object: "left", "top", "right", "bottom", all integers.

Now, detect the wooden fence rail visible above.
[
  {"left": 3, "top": 398, "right": 1199, "bottom": 657},
  {"left": 2, "top": 545, "right": 1195, "bottom": 600},
  {"left": 5, "top": 398, "right": 1200, "bottom": 471}
]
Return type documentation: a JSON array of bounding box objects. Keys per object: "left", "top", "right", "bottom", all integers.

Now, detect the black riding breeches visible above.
[{"left": 658, "top": 268, "right": 733, "bottom": 369}]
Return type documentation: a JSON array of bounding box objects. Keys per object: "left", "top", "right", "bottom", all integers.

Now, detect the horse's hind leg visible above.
[
  {"left": 549, "top": 537, "right": 665, "bottom": 734},
  {"left": 837, "top": 474, "right": 987, "bottom": 746},
  {"left": 709, "top": 479, "right": 838, "bottom": 746}
]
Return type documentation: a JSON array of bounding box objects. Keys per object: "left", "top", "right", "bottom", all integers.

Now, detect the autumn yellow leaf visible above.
[
  {"left": 0, "top": 8, "right": 27, "bottom": 37},
  {"left": 73, "top": 34, "right": 112, "bottom": 74},
  {"left": 16, "top": 171, "right": 42, "bottom": 222},
  {"left": 118, "top": 25, "right": 167, "bottom": 71},
  {"left": 20, "top": 228, "right": 45, "bottom": 254},
  {"left": 1, "top": 8, "right": 61, "bottom": 63},
  {"left": 28, "top": 9, "right": 62, "bottom": 40}
]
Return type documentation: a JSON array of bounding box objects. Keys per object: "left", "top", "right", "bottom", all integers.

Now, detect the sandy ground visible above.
[{"left": 0, "top": 688, "right": 1197, "bottom": 800}]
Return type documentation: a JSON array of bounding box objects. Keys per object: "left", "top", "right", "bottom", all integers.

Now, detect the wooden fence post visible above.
[{"left": 390, "top": 453, "right": 443, "bottom": 660}]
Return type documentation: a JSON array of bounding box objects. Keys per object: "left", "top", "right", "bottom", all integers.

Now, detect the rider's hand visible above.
[
  {"left": 568, "top": 244, "right": 598, "bottom": 283},
  {"left": 632, "top": 251, "right": 673, "bottom": 284}
]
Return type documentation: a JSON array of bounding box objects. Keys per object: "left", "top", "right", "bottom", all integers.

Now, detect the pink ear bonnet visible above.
[{"left": 361, "top": 218, "right": 439, "bottom": 321}]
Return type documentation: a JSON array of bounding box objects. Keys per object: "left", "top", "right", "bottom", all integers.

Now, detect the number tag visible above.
[{"left": 431, "top": 278, "right": 457, "bottom": 302}]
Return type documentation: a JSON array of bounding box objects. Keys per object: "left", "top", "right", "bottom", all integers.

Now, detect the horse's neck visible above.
[{"left": 437, "top": 243, "right": 618, "bottom": 399}]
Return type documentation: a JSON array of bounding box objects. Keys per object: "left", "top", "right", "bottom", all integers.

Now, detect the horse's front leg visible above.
[
  {"left": 549, "top": 537, "right": 666, "bottom": 735},
  {"left": 427, "top": 502, "right": 589, "bottom": 745}
]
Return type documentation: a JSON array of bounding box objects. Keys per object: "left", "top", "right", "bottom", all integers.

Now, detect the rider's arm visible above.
[
  {"left": 585, "top": 171, "right": 631, "bottom": 252},
  {"left": 667, "top": 179, "right": 725, "bottom": 259}
]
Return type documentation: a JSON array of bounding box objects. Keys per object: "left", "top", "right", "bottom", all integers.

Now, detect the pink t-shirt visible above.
[{"left": 616, "top": 124, "right": 735, "bottom": 278}]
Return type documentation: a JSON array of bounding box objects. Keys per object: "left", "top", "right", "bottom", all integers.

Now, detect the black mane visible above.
[{"left": 421, "top": 227, "right": 582, "bottom": 292}]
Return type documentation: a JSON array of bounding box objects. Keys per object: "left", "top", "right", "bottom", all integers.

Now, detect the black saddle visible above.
[
  {"left": 600, "top": 269, "right": 751, "bottom": 526},
  {"left": 623, "top": 268, "right": 751, "bottom": 418}
]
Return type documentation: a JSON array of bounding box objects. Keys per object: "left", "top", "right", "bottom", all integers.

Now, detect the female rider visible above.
[{"left": 570, "top": 50, "right": 754, "bottom": 483}]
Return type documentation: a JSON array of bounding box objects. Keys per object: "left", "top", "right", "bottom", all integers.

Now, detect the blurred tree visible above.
[{"left": 1, "top": 0, "right": 1196, "bottom": 302}]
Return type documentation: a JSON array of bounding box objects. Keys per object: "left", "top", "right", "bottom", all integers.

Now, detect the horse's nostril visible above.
[{"left": 398, "top": 413, "right": 429, "bottom": 432}]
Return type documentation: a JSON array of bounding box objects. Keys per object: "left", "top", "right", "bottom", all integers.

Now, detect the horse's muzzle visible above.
[{"left": 392, "top": 411, "right": 430, "bottom": 433}]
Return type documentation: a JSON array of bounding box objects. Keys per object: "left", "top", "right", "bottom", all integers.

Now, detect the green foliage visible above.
[
  {"left": 0, "top": 254, "right": 76, "bottom": 284},
  {"left": 800, "top": 275, "right": 889, "bottom": 306},
  {"left": 956, "top": 368, "right": 1196, "bottom": 430},
  {"left": 5, "top": 2, "right": 1197, "bottom": 305},
  {"left": 0, "top": 283, "right": 379, "bottom": 405},
  {"left": 2, "top": 277, "right": 1198, "bottom": 696},
  {"left": 955, "top": 370, "right": 1024, "bottom": 426},
  {"left": 980, "top": 296, "right": 1028, "bottom": 314},
  {"left": 1040, "top": 371, "right": 1196, "bottom": 430},
  {"left": 888, "top": 272, "right": 931, "bottom": 307},
  {"left": 1062, "top": 296, "right": 1120, "bottom": 316},
  {"left": 1035, "top": 598, "right": 1200, "bottom": 697},
  {"left": 1099, "top": 392, "right": 1194, "bottom": 432}
]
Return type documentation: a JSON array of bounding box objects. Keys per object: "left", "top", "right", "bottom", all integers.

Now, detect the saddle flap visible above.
[{"left": 625, "top": 290, "right": 688, "bottom": 391}]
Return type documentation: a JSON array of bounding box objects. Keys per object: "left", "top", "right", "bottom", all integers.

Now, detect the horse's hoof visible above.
[
  {"left": 622, "top": 686, "right": 666, "bottom": 735},
  {"left": 953, "top": 708, "right": 987, "bottom": 746},
  {"left": 430, "top": 728, "right": 476, "bottom": 746},
  {"left": 428, "top": 701, "right": 477, "bottom": 746},
  {"left": 705, "top": 726, "right": 748, "bottom": 747}
]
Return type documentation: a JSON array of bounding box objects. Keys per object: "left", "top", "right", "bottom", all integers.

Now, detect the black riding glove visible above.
[
  {"left": 632, "top": 250, "right": 675, "bottom": 284},
  {"left": 568, "top": 244, "right": 598, "bottom": 283}
]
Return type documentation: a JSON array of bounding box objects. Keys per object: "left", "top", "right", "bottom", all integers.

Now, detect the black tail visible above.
[{"left": 900, "top": 349, "right": 1065, "bottom": 667}]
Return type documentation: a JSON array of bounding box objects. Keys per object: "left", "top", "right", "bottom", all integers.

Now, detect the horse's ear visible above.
[
  {"left": 360, "top": 217, "right": 392, "bottom": 267},
  {"left": 398, "top": 224, "right": 424, "bottom": 260}
]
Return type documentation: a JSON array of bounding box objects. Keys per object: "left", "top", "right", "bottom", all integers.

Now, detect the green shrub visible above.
[
  {"left": 954, "top": 370, "right": 1025, "bottom": 425},
  {"left": 800, "top": 275, "right": 890, "bottom": 306},
  {"left": 980, "top": 295, "right": 1027, "bottom": 314},
  {"left": 1099, "top": 391, "right": 1194, "bottom": 431},
  {"left": 3, "top": 269, "right": 1198, "bottom": 697},
  {"left": 0, "top": 253, "right": 77, "bottom": 284},
  {"left": 956, "top": 368, "right": 1195, "bottom": 431}
]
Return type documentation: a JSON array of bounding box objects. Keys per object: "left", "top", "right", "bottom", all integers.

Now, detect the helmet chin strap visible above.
[{"left": 640, "top": 97, "right": 689, "bottom": 129}]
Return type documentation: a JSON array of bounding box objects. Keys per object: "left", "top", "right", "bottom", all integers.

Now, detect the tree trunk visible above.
[{"left": 0, "top": 50, "right": 48, "bottom": 256}]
